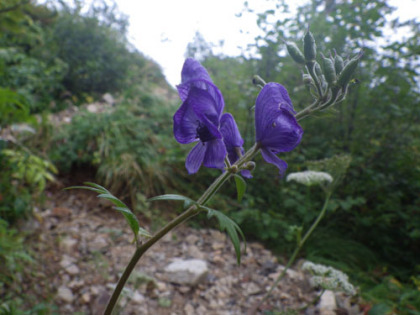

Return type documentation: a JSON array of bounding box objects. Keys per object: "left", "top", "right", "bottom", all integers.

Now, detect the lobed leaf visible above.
[
  {"left": 206, "top": 207, "right": 246, "bottom": 265},
  {"left": 66, "top": 182, "right": 150, "bottom": 242},
  {"left": 234, "top": 175, "right": 247, "bottom": 202}
]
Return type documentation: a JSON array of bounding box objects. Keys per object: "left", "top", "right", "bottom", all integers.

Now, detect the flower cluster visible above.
[
  {"left": 173, "top": 58, "right": 303, "bottom": 176},
  {"left": 302, "top": 261, "right": 357, "bottom": 296},
  {"left": 286, "top": 170, "right": 333, "bottom": 186}
]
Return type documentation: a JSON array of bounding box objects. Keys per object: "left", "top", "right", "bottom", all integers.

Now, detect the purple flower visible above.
[
  {"left": 255, "top": 82, "right": 303, "bottom": 176},
  {"left": 173, "top": 59, "right": 227, "bottom": 174},
  {"left": 220, "top": 113, "right": 251, "bottom": 178}
]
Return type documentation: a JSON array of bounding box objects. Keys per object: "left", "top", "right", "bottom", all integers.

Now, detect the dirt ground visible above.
[{"left": 13, "top": 171, "right": 362, "bottom": 315}]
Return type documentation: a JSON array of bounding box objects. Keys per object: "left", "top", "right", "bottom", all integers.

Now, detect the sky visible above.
[{"left": 75, "top": 0, "right": 420, "bottom": 87}]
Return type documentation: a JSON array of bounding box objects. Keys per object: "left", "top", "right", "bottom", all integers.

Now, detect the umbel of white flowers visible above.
[
  {"left": 302, "top": 261, "right": 357, "bottom": 296},
  {"left": 286, "top": 170, "right": 333, "bottom": 187}
]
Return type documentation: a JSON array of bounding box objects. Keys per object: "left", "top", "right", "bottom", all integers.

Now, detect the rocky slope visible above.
[{"left": 22, "top": 179, "right": 362, "bottom": 315}]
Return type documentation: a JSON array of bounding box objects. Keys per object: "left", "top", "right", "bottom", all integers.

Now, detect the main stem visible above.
[
  {"left": 104, "top": 145, "right": 260, "bottom": 315},
  {"left": 250, "top": 192, "right": 331, "bottom": 314}
]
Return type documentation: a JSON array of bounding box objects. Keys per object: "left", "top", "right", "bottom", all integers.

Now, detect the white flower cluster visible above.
[
  {"left": 286, "top": 170, "right": 333, "bottom": 187},
  {"left": 302, "top": 261, "right": 356, "bottom": 296}
]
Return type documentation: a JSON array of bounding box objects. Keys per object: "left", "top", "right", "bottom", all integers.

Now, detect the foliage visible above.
[
  {"left": 0, "top": 219, "right": 33, "bottom": 301},
  {"left": 49, "top": 2, "right": 131, "bottom": 95},
  {"left": 0, "top": 88, "right": 31, "bottom": 125},
  {"left": 180, "top": 0, "right": 420, "bottom": 311},
  {"left": 0, "top": 146, "right": 56, "bottom": 223},
  {"left": 197, "top": 0, "right": 420, "bottom": 286},
  {"left": 2, "top": 149, "right": 57, "bottom": 192},
  {"left": 0, "top": 2, "right": 68, "bottom": 113},
  {"left": 49, "top": 89, "right": 181, "bottom": 202}
]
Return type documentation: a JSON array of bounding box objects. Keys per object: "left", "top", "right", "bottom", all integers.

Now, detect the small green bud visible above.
[
  {"left": 244, "top": 161, "right": 256, "bottom": 171},
  {"left": 302, "top": 73, "right": 313, "bottom": 85},
  {"left": 334, "top": 54, "right": 344, "bottom": 75},
  {"left": 286, "top": 42, "right": 306, "bottom": 65},
  {"left": 303, "top": 30, "right": 317, "bottom": 61},
  {"left": 321, "top": 53, "right": 337, "bottom": 84},
  {"left": 230, "top": 165, "right": 239, "bottom": 173},
  {"left": 314, "top": 62, "right": 322, "bottom": 77},
  {"left": 336, "top": 51, "right": 363, "bottom": 87},
  {"left": 252, "top": 75, "right": 266, "bottom": 87}
]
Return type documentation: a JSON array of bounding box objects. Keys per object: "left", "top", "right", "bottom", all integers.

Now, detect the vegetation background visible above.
[{"left": 0, "top": 0, "right": 419, "bottom": 313}]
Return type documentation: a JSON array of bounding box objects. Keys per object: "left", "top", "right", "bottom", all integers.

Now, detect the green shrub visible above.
[
  {"left": 50, "top": 91, "right": 183, "bottom": 202},
  {"left": 50, "top": 4, "right": 131, "bottom": 95},
  {"left": 0, "top": 219, "right": 33, "bottom": 299}
]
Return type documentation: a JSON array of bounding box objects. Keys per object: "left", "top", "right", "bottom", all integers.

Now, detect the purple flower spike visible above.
[
  {"left": 174, "top": 59, "right": 228, "bottom": 174},
  {"left": 255, "top": 82, "right": 303, "bottom": 176}
]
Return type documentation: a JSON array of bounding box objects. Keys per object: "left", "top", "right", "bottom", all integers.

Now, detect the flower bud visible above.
[
  {"left": 230, "top": 165, "right": 239, "bottom": 173},
  {"left": 314, "top": 62, "right": 322, "bottom": 77},
  {"left": 243, "top": 161, "right": 256, "bottom": 171},
  {"left": 334, "top": 54, "right": 344, "bottom": 75},
  {"left": 302, "top": 73, "right": 313, "bottom": 85},
  {"left": 321, "top": 53, "right": 336, "bottom": 85},
  {"left": 286, "top": 42, "right": 306, "bottom": 65},
  {"left": 336, "top": 52, "right": 363, "bottom": 88},
  {"left": 303, "top": 30, "right": 317, "bottom": 62}
]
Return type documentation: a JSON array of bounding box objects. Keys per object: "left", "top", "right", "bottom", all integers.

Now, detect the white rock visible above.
[
  {"left": 66, "top": 264, "right": 80, "bottom": 275},
  {"left": 81, "top": 292, "right": 91, "bottom": 303},
  {"left": 87, "top": 103, "right": 100, "bottom": 113},
  {"left": 131, "top": 291, "right": 145, "bottom": 304},
  {"left": 319, "top": 290, "right": 337, "bottom": 315},
  {"left": 89, "top": 235, "right": 108, "bottom": 251},
  {"left": 164, "top": 259, "right": 208, "bottom": 285},
  {"left": 187, "top": 245, "right": 205, "bottom": 259},
  {"left": 242, "top": 282, "right": 261, "bottom": 296},
  {"left": 60, "top": 237, "right": 78, "bottom": 253},
  {"left": 184, "top": 303, "right": 195, "bottom": 315},
  {"left": 60, "top": 255, "right": 79, "bottom": 275},
  {"left": 57, "top": 286, "right": 74, "bottom": 303},
  {"left": 102, "top": 93, "right": 115, "bottom": 105}
]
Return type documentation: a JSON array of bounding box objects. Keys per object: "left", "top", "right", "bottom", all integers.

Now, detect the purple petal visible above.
[
  {"left": 203, "top": 139, "right": 227, "bottom": 169},
  {"left": 261, "top": 148, "right": 288, "bottom": 177},
  {"left": 220, "top": 113, "right": 245, "bottom": 164},
  {"left": 241, "top": 170, "right": 253, "bottom": 178},
  {"left": 173, "top": 97, "right": 199, "bottom": 144},
  {"left": 181, "top": 58, "right": 212, "bottom": 84},
  {"left": 255, "top": 83, "right": 296, "bottom": 142},
  {"left": 186, "top": 142, "right": 206, "bottom": 174},
  {"left": 177, "top": 79, "right": 224, "bottom": 118},
  {"left": 258, "top": 107, "right": 303, "bottom": 152},
  {"left": 220, "top": 113, "right": 244, "bottom": 147},
  {"left": 190, "top": 86, "right": 222, "bottom": 128}
]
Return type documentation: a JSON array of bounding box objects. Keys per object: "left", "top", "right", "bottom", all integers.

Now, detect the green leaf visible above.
[
  {"left": 148, "top": 194, "right": 195, "bottom": 204},
  {"left": 368, "top": 303, "right": 393, "bottom": 315},
  {"left": 67, "top": 182, "right": 150, "bottom": 242},
  {"left": 114, "top": 207, "right": 150, "bottom": 237},
  {"left": 206, "top": 208, "right": 246, "bottom": 265},
  {"left": 234, "top": 175, "right": 246, "bottom": 202}
]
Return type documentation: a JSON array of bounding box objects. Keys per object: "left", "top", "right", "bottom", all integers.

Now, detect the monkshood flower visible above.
[
  {"left": 286, "top": 170, "right": 333, "bottom": 187},
  {"left": 255, "top": 82, "right": 303, "bottom": 176},
  {"left": 220, "top": 113, "right": 252, "bottom": 178},
  {"left": 174, "top": 58, "right": 245, "bottom": 174}
]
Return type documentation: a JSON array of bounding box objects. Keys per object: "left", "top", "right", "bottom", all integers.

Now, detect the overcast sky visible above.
[{"left": 66, "top": 0, "right": 420, "bottom": 87}]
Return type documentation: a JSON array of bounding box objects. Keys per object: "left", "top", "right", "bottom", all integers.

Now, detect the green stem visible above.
[
  {"left": 299, "top": 288, "right": 326, "bottom": 311},
  {"left": 104, "top": 144, "right": 260, "bottom": 314},
  {"left": 104, "top": 204, "right": 201, "bottom": 315},
  {"left": 306, "top": 62, "right": 324, "bottom": 99},
  {"left": 251, "top": 192, "right": 331, "bottom": 313},
  {"left": 295, "top": 99, "right": 321, "bottom": 121}
]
